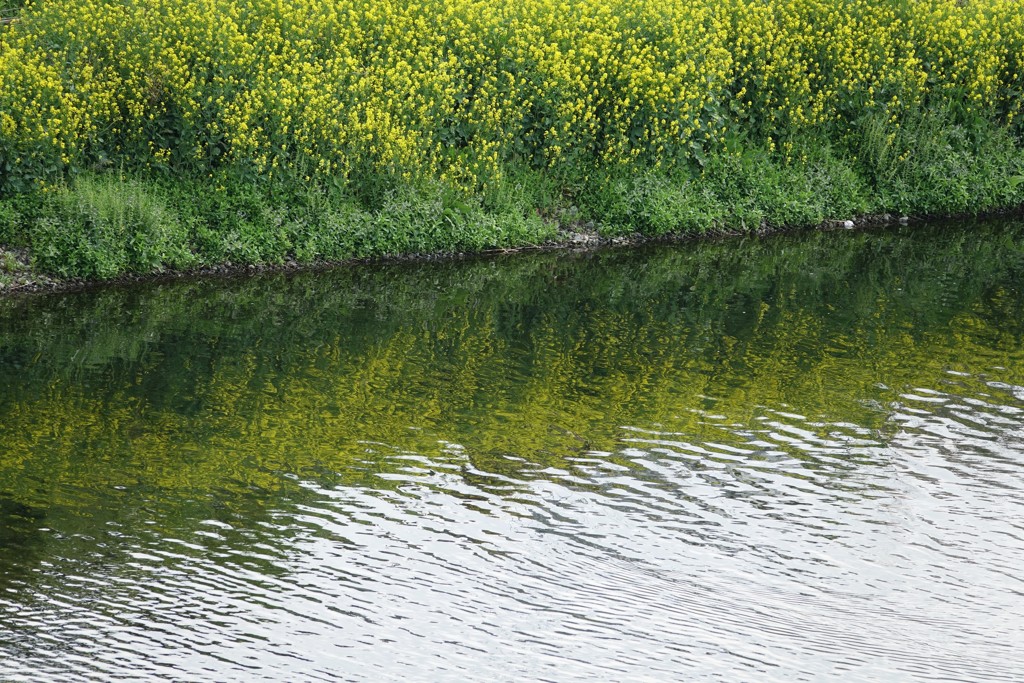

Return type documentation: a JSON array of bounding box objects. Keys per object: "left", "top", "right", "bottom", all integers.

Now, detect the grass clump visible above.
[
  {"left": 582, "top": 150, "right": 873, "bottom": 238},
  {"left": 858, "top": 110, "right": 1024, "bottom": 216},
  {"left": 18, "top": 170, "right": 560, "bottom": 277},
  {"left": 31, "top": 175, "right": 196, "bottom": 278}
]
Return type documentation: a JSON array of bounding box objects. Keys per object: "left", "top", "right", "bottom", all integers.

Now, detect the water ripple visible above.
[{"left": 3, "top": 227, "right": 1024, "bottom": 681}]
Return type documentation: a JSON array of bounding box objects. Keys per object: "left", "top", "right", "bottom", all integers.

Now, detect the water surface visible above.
[{"left": 1, "top": 222, "right": 1023, "bottom": 681}]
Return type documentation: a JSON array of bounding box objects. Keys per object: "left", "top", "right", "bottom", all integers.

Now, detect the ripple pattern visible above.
[{"left": 2, "top": 226, "right": 1024, "bottom": 681}]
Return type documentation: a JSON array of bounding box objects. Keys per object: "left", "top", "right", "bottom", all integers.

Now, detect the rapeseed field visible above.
[{"left": 1, "top": 0, "right": 1023, "bottom": 277}]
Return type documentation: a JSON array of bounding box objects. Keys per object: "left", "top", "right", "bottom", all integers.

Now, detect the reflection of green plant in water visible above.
[{"left": 0, "top": 221, "right": 1022, "bottom": 522}]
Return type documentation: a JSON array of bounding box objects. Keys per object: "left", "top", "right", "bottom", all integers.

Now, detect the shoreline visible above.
[
  {"left": 4, "top": 0, "right": 1024, "bottom": 297},
  {"left": 3, "top": 206, "right": 1021, "bottom": 298}
]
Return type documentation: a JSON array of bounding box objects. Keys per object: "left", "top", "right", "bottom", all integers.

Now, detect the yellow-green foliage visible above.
[{"left": 1, "top": 0, "right": 1022, "bottom": 191}]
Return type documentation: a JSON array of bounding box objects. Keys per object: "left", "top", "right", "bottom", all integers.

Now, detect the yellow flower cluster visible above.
[
  {"left": 726, "top": 0, "right": 1024, "bottom": 134},
  {"left": 1, "top": 0, "right": 1021, "bottom": 190}
]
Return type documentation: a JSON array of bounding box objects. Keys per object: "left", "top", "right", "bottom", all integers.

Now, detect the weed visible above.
[{"left": 31, "top": 175, "right": 196, "bottom": 278}]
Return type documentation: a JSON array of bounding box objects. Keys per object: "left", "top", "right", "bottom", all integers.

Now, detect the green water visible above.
[{"left": 1, "top": 222, "right": 1023, "bottom": 681}]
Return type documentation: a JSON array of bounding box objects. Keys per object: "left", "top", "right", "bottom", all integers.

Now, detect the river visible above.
[{"left": 1, "top": 221, "right": 1022, "bottom": 681}]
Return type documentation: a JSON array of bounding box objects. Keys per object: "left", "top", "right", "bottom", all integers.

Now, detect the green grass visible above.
[
  {"left": 6, "top": 169, "right": 559, "bottom": 279},
  {"left": 30, "top": 175, "right": 197, "bottom": 278},
  {"left": 582, "top": 147, "right": 873, "bottom": 238},
  {"left": 860, "top": 110, "right": 1024, "bottom": 216},
  {"left": 2, "top": 111, "right": 1023, "bottom": 281}
]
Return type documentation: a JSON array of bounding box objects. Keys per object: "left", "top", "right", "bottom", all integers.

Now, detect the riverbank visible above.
[
  {"left": 3, "top": 125, "right": 1024, "bottom": 295},
  {"left": 2, "top": 0, "right": 1023, "bottom": 287},
  {"left": 2, "top": 190, "right": 1022, "bottom": 296},
  {"left": 2, "top": 117, "right": 1023, "bottom": 293}
]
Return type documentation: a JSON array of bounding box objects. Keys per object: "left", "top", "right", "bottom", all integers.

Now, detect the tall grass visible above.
[{"left": 30, "top": 175, "right": 196, "bottom": 278}]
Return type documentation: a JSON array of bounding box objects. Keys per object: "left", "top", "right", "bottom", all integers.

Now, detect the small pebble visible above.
[{"left": 842, "top": 220, "right": 855, "bottom": 228}]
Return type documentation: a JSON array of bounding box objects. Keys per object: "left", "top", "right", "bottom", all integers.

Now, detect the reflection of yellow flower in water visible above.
[{"left": 0, "top": 0, "right": 1021, "bottom": 187}]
